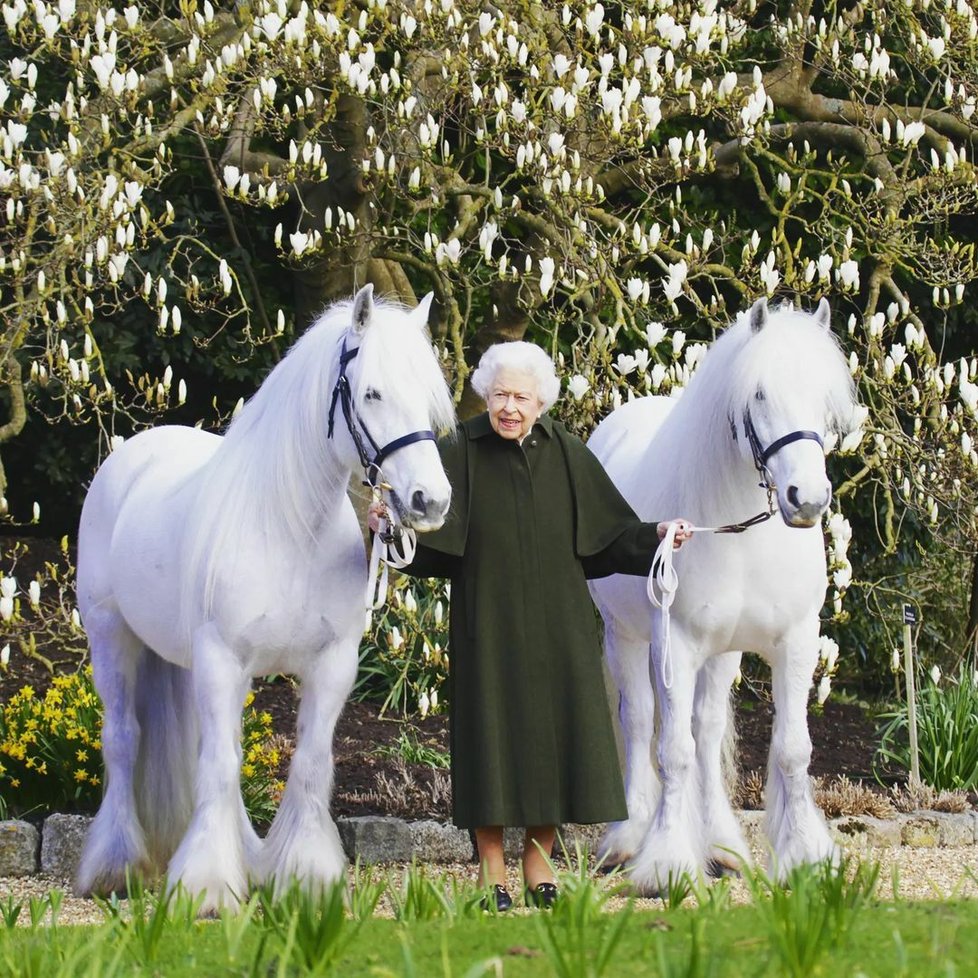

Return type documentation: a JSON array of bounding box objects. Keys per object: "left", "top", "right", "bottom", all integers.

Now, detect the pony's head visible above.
[
  {"left": 725, "top": 297, "right": 857, "bottom": 528},
  {"left": 330, "top": 285, "right": 455, "bottom": 530}
]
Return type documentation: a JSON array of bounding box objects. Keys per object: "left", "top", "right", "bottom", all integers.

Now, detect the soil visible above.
[
  {"left": 1, "top": 535, "right": 886, "bottom": 824},
  {"left": 264, "top": 680, "right": 885, "bottom": 820}
]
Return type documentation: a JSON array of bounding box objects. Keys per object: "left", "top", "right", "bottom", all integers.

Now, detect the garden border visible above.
[{"left": 1, "top": 809, "right": 976, "bottom": 881}]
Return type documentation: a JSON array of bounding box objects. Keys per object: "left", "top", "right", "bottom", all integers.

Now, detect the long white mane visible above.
[
  {"left": 183, "top": 296, "right": 456, "bottom": 617},
  {"left": 646, "top": 303, "right": 856, "bottom": 518}
]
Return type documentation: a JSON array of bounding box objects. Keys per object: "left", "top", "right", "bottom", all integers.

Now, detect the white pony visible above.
[
  {"left": 75, "top": 285, "right": 454, "bottom": 912},
  {"left": 588, "top": 297, "right": 857, "bottom": 892}
]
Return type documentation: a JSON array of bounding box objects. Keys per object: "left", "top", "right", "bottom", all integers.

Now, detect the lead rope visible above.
[
  {"left": 364, "top": 490, "right": 417, "bottom": 631},
  {"left": 646, "top": 500, "right": 776, "bottom": 690}
]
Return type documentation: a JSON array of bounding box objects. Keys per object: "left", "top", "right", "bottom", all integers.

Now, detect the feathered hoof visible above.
[
  {"left": 628, "top": 859, "right": 701, "bottom": 899},
  {"left": 74, "top": 861, "right": 152, "bottom": 899},
  {"left": 706, "top": 858, "right": 742, "bottom": 880},
  {"left": 169, "top": 873, "right": 247, "bottom": 917},
  {"left": 596, "top": 856, "right": 629, "bottom": 876}
]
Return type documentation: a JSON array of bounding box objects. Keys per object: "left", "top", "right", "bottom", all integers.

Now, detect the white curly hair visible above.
[{"left": 470, "top": 341, "right": 561, "bottom": 412}]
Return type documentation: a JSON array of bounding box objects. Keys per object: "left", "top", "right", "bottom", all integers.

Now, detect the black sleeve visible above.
[
  {"left": 394, "top": 537, "right": 461, "bottom": 579},
  {"left": 580, "top": 521, "right": 662, "bottom": 579}
]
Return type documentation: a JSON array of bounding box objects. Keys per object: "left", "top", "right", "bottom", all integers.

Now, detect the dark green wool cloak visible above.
[{"left": 403, "top": 412, "right": 660, "bottom": 829}]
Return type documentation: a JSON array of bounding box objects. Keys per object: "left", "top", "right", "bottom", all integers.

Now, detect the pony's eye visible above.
[
  {"left": 755, "top": 388, "right": 766, "bottom": 402},
  {"left": 364, "top": 387, "right": 382, "bottom": 402}
]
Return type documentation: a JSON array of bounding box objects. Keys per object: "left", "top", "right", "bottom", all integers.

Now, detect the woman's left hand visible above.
[{"left": 657, "top": 519, "right": 693, "bottom": 549}]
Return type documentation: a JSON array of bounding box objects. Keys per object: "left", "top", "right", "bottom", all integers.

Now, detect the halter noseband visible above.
[
  {"left": 326, "top": 336, "right": 436, "bottom": 487},
  {"left": 743, "top": 409, "right": 823, "bottom": 495}
]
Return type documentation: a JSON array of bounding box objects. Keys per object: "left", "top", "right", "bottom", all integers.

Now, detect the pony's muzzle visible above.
[
  {"left": 403, "top": 487, "right": 451, "bottom": 530},
  {"left": 783, "top": 483, "right": 831, "bottom": 527}
]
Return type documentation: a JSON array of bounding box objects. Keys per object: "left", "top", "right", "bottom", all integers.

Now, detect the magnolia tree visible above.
[{"left": 3, "top": 0, "right": 978, "bottom": 679}]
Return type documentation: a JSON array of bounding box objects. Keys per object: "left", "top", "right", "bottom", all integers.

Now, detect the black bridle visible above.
[
  {"left": 326, "top": 336, "right": 436, "bottom": 488},
  {"left": 716, "top": 410, "right": 824, "bottom": 533}
]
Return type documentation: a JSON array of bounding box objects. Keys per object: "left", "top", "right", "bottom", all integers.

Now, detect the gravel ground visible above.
[{"left": 3, "top": 845, "right": 978, "bottom": 926}]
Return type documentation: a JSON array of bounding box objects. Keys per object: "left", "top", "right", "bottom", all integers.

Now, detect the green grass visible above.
[
  {"left": 2, "top": 890, "right": 978, "bottom": 977},
  {"left": 371, "top": 728, "right": 451, "bottom": 769}
]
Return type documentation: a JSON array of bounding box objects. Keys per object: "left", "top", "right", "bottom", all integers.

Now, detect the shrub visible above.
[
  {"left": 0, "top": 668, "right": 284, "bottom": 822},
  {"left": 356, "top": 575, "right": 450, "bottom": 717},
  {"left": 876, "top": 668, "right": 978, "bottom": 791}
]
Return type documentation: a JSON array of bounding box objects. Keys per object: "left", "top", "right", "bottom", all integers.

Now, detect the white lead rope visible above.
[
  {"left": 646, "top": 521, "right": 728, "bottom": 690},
  {"left": 365, "top": 515, "right": 417, "bottom": 631}
]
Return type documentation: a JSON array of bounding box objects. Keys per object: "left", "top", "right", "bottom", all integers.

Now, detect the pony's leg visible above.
[
  {"left": 75, "top": 608, "right": 152, "bottom": 896},
  {"left": 629, "top": 623, "right": 704, "bottom": 894},
  {"left": 261, "top": 635, "right": 358, "bottom": 893},
  {"left": 599, "top": 623, "right": 658, "bottom": 867},
  {"left": 764, "top": 629, "right": 838, "bottom": 877},
  {"left": 166, "top": 624, "right": 251, "bottom": 913},
  {"left": 693, "top": 652, "right": 752, "bottom": 875}
]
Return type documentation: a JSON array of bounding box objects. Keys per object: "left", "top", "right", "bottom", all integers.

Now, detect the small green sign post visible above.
[{"left": 903, "top": 603, "right": 920, "bottom": 788}]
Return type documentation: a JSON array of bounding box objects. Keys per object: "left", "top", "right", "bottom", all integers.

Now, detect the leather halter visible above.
[
  {"left": 743, "top": 409, "right": 824, "bottom": 490},
  {"left": 326, "top": 336, "right": 436, "bottom": 487}
]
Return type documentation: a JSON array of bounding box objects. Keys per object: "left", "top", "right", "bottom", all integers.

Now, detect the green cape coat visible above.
[{"left": 403, "top": 412, "right": 660, "bottom": 829}]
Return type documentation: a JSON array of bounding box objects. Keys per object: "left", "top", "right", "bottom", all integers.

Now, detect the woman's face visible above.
[{"left": 486, "top": 367, "right": 544, "bottom": 441}]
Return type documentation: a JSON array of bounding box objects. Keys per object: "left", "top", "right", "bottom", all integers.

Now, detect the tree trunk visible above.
[
  {"left": 292, "top": 95, "right": 373, "bottom": 327},
  {"left": 0, "top": 354, "right": 27, "bottom": 505}
]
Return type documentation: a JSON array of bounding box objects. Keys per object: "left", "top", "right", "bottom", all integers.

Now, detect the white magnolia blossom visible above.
[
  {"left": 614, "top": 353, "right": 638, "bottom": 376},
  {"left": 567, "top": 374, "right": 590, "bottom": 401},
  {"left": 662, "top": 260, "right": 688, "bottom": 301},
  {"left": 646, "top": 321, "right": 667, "bottom": 347},
  {"left": 538, "top": 256, "right": 556, "bottom": 297}
]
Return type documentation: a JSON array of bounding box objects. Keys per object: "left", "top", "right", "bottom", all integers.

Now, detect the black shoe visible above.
[
  {"left": 480, "top": 884, "right": 513, "bottom": 912},
  {"left": 525, "top": 882, "right": 559, "bottom": 909}
]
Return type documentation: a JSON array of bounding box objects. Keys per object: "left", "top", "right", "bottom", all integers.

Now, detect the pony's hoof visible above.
[
  {"left": 706, "top": 859, "right": 742, "bottom": 880},
  {"left": 596, "top": 855, "right": 629, "bottom": 875}
]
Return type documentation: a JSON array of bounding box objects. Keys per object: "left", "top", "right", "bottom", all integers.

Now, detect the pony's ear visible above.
[
  {"left": 413, "top": 291, "right": 434, "bottom": 328},
  {"left": 749, "top": 297, "right": 768, "bottom": 333},
  {"left": 351, "top": 283, "right": 375, "bottom": 334},
  {"left": 813, "top": 297, "right": 831, "bottom": 330}
]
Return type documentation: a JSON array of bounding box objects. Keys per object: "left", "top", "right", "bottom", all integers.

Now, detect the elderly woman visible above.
[{"left": 370, "top": 341, "right": 690, "bottom": 911}]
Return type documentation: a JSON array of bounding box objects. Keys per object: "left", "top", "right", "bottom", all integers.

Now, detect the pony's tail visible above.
[{"left": 133, "top": 652, "right": 197, "bottom": 870}]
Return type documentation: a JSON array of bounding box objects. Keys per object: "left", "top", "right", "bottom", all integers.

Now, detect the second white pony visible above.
[{"left": 588, "top": 297, "right": 857, "bottom": 892}]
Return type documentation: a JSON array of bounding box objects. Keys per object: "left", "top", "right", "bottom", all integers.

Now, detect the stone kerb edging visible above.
[{"left": 1, "top": 810, "right": 976, "bottom": 881}]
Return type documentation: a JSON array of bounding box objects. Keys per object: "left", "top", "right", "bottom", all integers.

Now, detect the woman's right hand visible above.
[
  {"left": 657, "top": 519, "right": 693, "bottom": 549},
  {"left": 367, "top": 500, "right": 385, "bottom": 533}
]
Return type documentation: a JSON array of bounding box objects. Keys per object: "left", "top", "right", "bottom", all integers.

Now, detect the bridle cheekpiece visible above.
[{"left": 327, "top": 335, "right": 436, "bottom": 490}]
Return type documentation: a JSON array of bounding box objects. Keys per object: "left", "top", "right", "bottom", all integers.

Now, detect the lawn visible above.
[{"left": 2, "top": 860, "right": 977, "bottom": 978}]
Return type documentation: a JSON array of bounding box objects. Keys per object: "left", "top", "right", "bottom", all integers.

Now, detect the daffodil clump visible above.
[
  {"left": 357, "top": 577, "right": 450, "bottom": 718},
  {"left": 0, "top": 666, "right": 102, "bottom": 819},
  {"left": 240, "top": 691, "right": 285, "bottom": 826},
  {"left": 0, "top": 669, "right": 285, "bottom": 822}
]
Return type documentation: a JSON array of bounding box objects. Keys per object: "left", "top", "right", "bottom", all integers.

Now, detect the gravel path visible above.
[{"left": 3, "top": 845, "right": 978, "bottom": 926}]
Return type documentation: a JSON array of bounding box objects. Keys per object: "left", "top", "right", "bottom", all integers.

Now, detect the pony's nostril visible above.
[
  {"left": 787, "top": 485, "right": 800, "bottom": 509},
  {"left": 411, "top": 489, "right": 427, "bottom": 515},
  {"left": 431, "top": 495, "right": 450, "bottom": 520}
]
